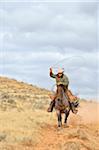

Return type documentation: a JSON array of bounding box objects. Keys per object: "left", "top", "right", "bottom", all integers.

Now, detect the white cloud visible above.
[{"left": 0, "top": 1, "right": 98, "bottom": 100}]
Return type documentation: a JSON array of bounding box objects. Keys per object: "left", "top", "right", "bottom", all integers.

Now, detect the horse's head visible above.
[
  {"left": 56, "top": 85, "right": 65, "bottom": 100},
  {"left": 55, "top": 85, "right": 69, "bottom": 111}
]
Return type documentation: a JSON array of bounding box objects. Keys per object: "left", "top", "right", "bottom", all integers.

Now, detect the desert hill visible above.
[
  {"left": 0, "top": 76, "right": 50, "bottom": 111},
  {"left": 0, "top": 76, "right": 99, "bottom": 150}
]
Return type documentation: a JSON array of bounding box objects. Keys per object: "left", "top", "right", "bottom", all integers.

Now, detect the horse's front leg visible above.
[
  {"left": 56, "top": 110, "right": 62, "bottom": 127},
  {"left": 64, "top": 109, "right": 70, "bottom": 125}
]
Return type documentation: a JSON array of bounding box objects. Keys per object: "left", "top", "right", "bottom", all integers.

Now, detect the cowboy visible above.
[{"left": 47, "top": 68, "right": 78, "bottom": 114}]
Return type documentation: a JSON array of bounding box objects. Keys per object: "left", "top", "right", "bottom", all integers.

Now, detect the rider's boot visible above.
[
  {"left": 70, "top": 102, "right": 78, "bottom": 114},
  {"left": 47, "top": 100, "right": 55, "bottom": 112}
]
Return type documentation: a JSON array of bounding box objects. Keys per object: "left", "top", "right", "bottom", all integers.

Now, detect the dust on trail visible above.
[{"left": 34, "top": 101, "right": 99, "bottom": 150}]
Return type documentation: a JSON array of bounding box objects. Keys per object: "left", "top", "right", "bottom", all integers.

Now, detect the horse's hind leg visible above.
[{"left": 56, "top": 110, "right": 62, "bottom": 127}]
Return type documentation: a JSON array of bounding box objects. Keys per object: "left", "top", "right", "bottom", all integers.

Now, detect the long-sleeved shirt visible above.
[{"left": 50, "top": 72, "right": 69, "bottom": 86}]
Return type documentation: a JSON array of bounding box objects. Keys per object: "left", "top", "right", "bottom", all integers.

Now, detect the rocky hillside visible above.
[{"left": 0, "top": 76, "right": 50, "bottom": 111}]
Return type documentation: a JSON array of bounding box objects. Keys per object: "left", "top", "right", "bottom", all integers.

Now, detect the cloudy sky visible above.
[{"left": 0, "top": 0, "right": 99, "bottom": 100}]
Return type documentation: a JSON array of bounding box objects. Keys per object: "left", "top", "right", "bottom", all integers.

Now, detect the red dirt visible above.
[{"left": 34, "top": 101, "right": 99, "bottom": 150}]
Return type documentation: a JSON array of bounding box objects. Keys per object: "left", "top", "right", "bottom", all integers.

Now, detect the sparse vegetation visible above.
[{"left": 0, "top": 76, "right": 99, "bottom": 150}]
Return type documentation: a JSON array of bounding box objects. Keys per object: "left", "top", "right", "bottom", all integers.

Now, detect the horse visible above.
[
  {"left": 54, "top": 85, "right": 79, "bottom": 127},
  {"left": 54, "top": 85, "right": 71, "bottom": 128},
  {"left": 55, "top": 85, "right": 71, "bottom": 127}
]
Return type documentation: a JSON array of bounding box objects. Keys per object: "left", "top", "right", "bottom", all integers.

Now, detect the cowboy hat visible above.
[{"left": 58, "top": 68, "right": 64, "bottom": 74}]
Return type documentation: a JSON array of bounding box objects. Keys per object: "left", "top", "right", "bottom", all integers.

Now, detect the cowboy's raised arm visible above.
[{"left": 50, "top": 68, "right": 56, "bottom": 78}]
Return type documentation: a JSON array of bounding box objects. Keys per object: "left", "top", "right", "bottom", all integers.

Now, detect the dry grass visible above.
[
  {"left": 0, "top": 76, "right": 99, "bottom": 150},
  {"left": 0, "top": 109, "right": 54, "bottom": 150}
]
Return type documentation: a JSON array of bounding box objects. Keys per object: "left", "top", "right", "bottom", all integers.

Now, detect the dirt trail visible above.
[{"left": 34, "top": 101, "right": 99, "bottom": 150}]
